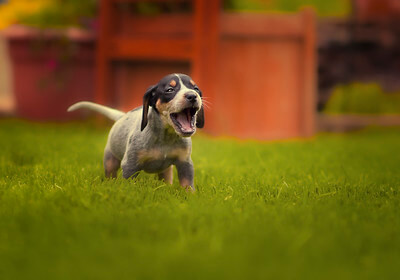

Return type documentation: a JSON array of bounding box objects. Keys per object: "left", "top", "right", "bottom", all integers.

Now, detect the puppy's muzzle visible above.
[{"left": 170, "top": 92, "right": 201, "bottom": 137}]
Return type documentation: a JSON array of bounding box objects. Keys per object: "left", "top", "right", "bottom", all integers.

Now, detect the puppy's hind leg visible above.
[
  {"left": 158, "top": 166, "right": 173, "bottom": 184},
  {"left": 104, "top": 149, "right": 121, "bottom": 178}
]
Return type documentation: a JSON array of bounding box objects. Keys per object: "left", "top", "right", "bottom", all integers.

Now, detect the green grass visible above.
[{"left": 1, "top": 120, "right": 400, "bottom": 280}]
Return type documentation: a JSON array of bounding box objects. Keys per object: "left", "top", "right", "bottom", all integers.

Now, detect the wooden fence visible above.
[{"left": 97, "top": 0, "right": 316, "bottom": 139}]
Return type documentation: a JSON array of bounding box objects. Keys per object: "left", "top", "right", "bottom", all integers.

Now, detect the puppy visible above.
[{"left": 68, "top": 73, "right": 204, "bottom": 191}]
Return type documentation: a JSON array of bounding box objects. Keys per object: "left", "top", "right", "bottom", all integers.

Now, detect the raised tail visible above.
[{"left": 67, "top": 101, "right": 125, "bottom": 121}]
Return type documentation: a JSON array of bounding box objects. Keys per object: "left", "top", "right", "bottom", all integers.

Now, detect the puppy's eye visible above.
[
  {"left": 193, "top": 86, "right": 200, "bottom": 93},
  {"left": 166, "top": 87, "right": 174, "bottom": 93}
]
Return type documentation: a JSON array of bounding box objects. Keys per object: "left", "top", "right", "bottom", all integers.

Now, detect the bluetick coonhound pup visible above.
[{"left": 68, "top": 73, "right": 204, "bottom": 191}]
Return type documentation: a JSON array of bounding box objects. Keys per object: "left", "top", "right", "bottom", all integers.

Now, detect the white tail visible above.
[{"left": 67, "top": 101, "right": 125, "bottom": 121}]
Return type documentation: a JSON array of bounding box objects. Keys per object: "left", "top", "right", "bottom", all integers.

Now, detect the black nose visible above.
[{"left": 185, "top": 93, "right": 197, "bottom": 103}]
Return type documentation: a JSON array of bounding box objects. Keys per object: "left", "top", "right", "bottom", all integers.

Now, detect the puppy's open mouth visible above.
[{"left": 170, "top": 107, "right": 197, "bottom": 136}]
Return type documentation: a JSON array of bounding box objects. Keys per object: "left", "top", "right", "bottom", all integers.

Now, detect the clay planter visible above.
[{"left": 2, "top": 25, "right": 95, "bottom": 120}]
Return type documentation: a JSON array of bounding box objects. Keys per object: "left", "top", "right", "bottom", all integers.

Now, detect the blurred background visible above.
[{"left": 0, "top": 0, "right": 399, "bottom": 139}]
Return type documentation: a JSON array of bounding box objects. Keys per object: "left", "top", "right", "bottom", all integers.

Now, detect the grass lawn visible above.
[{"left": 0, "top": 120, "right": 399, "bottom": 280}]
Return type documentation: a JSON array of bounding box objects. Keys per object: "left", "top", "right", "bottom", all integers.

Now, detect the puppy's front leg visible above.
[
  {"left": 121, "top": 154, "right": 140, "bottom": 179},
  {"left": 158, "top": 166, "right": 173, "bottom": 184},
  {"left": 175, "top": 159, "right": 195, "bottom": 191}
]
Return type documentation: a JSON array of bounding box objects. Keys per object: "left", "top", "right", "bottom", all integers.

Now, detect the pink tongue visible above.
[{"left": 177, "top": 112, "right": 192, "bottom": 131}]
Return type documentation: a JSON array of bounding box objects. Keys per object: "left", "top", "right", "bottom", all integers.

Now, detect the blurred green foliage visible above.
[
  {"left": 224, "top": 0, "right": 351, "bottom": 17},
  {"left": 324, "top": 83, "right": 400, "bottom": 115},
  {"left": 18, "top": 0, "right": 97, "bottom": 29},
  {"left": 15, "top": 0, "right": 351, "bottom": 29}
]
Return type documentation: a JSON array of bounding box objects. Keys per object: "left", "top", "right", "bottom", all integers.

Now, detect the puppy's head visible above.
[{"left": 141, "top": 73, "right": 204, "bottom": 137}]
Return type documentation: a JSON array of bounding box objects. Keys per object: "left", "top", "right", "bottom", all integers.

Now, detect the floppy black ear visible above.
[
  {"left": 141, "top": 85, "right": 157, "bottom": 131},
  {"left": 196, "top": 106, "right": 205, "bottom": 128}
]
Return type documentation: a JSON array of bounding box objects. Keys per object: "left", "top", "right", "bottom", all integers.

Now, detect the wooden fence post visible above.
[
  {"left": 96, "top": 0, "right": 113, "bottom": 106},
  {"left": 192, "top": 0, "right": 220, "bottom": 125},
  {"left": 301, "top": 7, "right": 317, "bottom": 137}
]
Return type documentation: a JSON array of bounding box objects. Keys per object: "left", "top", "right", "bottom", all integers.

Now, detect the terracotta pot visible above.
[{"left": 2, "top": 25, "right": 96, "bottom": 120}]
